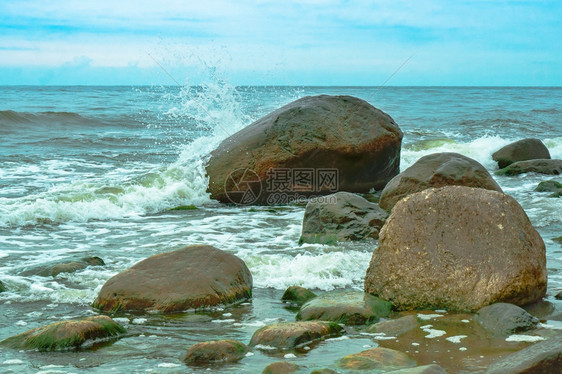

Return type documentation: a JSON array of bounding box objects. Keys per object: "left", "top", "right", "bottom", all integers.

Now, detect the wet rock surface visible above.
[
  {"left": 296, "top": 290, "right": 392, "bottom": 325},
  {"left": 206, "top": 95, "right": 403, "bottom": 204},
  {"left": 338, "top": 347, "right": 417, "bottom": 371},
  {"left": 492, "top": 138, "right": 551, "bottom": 169},
  {"left": 93, "top": 245, "right": 252, "bottom": 313},
  {"left": 0, "top": 315, "right": 126, "bottom": 351},
  {"left": 367, "top": 315, "right": 419, "bottom": 336},
  {"left": 496, "top": 159, "right": 562, "bottom": 176},
  {"left": 281, "top": 286, "right": 317, "bottom": 307},
  {"left": 379, "top": 152, "right": 502, "bottom": 212},
  {"left": 365, "top": 186, "right": 547, "bottom": 311},
  {"left": 300, "top": 191, "right": 388, "bottom": 244},
  {"left": 182, "top": 339, "right": 249, "bottom": 364},
  {"left": 249, "top": 321, "right": 343, "bottom": 350},
  {"left": 475, "top": 303, "right": 539, "bottom": 336}
]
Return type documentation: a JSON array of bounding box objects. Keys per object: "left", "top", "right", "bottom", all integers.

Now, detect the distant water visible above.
[{"left": 0, "top": 85, "right": 561, "bottom": 373}]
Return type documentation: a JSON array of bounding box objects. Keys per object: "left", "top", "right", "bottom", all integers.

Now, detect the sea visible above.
[{"left": 0, "top": 85, "right": 561, "bottom": 373}]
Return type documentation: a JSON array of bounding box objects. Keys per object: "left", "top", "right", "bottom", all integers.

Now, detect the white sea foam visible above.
[
  {"left": 446, "top": 335, "right": 467, "bottom": 344},
  {"left": 505, "top": 335, "right": 545, "bottom": 342}
]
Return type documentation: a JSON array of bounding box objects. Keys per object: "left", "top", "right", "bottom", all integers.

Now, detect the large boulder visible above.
[
  {"left": 249, "top": 321, "right": 343, "bottom": 350},
  {"left": 484, "top": 334, "right": 562, "bottom": 374},
  {"left": 496, "top": 159, "right": 562, "bottom": 176},
  {"left": 299, "top": 192, "right": 388, "bottom": 244},
  {"left": 474, "top": 303, "right": 539, "bottom": 336},
  {"left": 379, "top": 152, "right": 502, "bottom": 211},
  {"left": 296, "top": 290, "right": 392, "bottom": 325},
  {"left": 492, "top": 138, "right": 551, "bottom": 169},
  {"left": 206, "top": 95, "right": 403, "bottom": 205},
  {"left": 93, "top": 245, "right": 252, "bottom": 313},
  {"left": 364, "top": 186, "right": 547, "bottom": 311},
  {"left": 0, "top": 315, "right": 125, "bottom": 351},
  {"left": 182, "top": 339, "right": 249, "bottom": 365}
]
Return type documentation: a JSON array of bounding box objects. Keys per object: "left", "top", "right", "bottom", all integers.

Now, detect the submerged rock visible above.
[
  {"left": 182, "top": 339, "right": 248, "bottom": 365},
  {"left": 262, "top": 361, "right": 299, "bottom": 374},
  {"left": 496, "top": 159, "right": 562, "bottom": 176},
  {"left": 492, "top": 138, "right": 551, "bottom": 169},
  {"left": 364, "top": 186, "right": 547, "bottom": 311},
  {"left": 379, "top": 152, "right": 502, "bottom": 212},
  {"left": 338, "top": 347, "right": 416, "bottom": 371},
  {"left": 554, "top": 236, "right": 562, "bottom": 245},
  {"left": 366, "top": 315, "right": 419, "bottom": 336},
  {"left": 534, "top": 180, "right": 562, "bottom": 197},
  {"left": 22, "top": 256, "right": 105, "bottom": 277},
  {"left": 474, "top": 303, "right": 539, "bottom": 336},
  {"left": 555, "top": 291, "right": 562, "bottom": 300},
  {"left": 310, "top": 369, "right": 338, "bottom": 374},
  {"left": 387, "top": 365, "right": 448, "bottom": 374},
  {"left": 249, "top": 321, "right": 343, "bottom": 350},
  {"left": 206, "top": 95, "right": 403, "bottom": 205},
  {"left": 0, "top": 315, "right": 125, "bottom": 351},
  {"left": 484, "top": 334, "right": 562, "bottom": 374},
  {"left": 281, "top": 286, "right": 317, "bottom": 307},
  {"left": 0, "top": 280, "right": 5, "bottom": 292},
  {"left": 93, "top": 245, "right": 252, "bottom": 313},
  {"left": 299, "top": 192, "right": 388, "bottom": 244},
  {"left": 296, "top": 290, "right": 392, "bottom": 325}
]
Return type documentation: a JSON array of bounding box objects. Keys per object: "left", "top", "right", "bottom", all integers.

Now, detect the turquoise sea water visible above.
[{"left": 0, "top": 85, "right": 561, "bottom": 373}]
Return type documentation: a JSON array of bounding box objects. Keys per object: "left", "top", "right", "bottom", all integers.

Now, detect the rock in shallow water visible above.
[
  {"left": 379, "top": 152, "right": 502, "bottom": 212},
  {"left": 484, "top": 334, "right": 562, "bottom": 374},
  {"left": 22, "top": 256, "right": 105, "bottom": 277},
  {"left": 299, "top": 191, "right": 388, "bottom": 244},
  {"left": 474, "top": 303, "right": 539, "bottom": 336},
  {"left": 0, "top": 315, "right": 125, "bottom": 351},
  {"left": 249, "top": 321, "right": 343, "bottom": 350},
  {"left": 496, "top": 159, "right": 562, "bottom": 176},
  {"left": 366, "top": 315, "right": 419, "bottom": 336},
  {"left": 182, "top": 339, "right": 249, "bottom": 365},
  {"left": 0, "top": 280, "right": 5, "bottom": 292},
  {"left": 206, "top": 95, "right": 403, "bottom": 205},
  {"left": 364, "top": 186, "right": 547, "bottom": 311},
  {"left": 262, "top": 361, "right": 299, "bottom": 374},
  {"left": 296, "top": 290, "right": 392, "bottom": 325},
  {"left": 281, "top": 285, "right": 317, "bottom": 307},
  {"left": 93, "top": 245, "right": 252, "bottom": 313},
  {"left": 386, "top": 364, "right": 448, "bottom": 374},
  {"left": 492, "top": 138, "right": 551, "bottom": 169},
  {"left": 338, "top": 347, "right": 416, "bottom": 371}
]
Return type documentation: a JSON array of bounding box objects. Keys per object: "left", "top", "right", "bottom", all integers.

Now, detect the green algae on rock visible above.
[
  {"left": 297, "top": 290, "right": 392, "bottom": 325},
  {"left": 0, "top": 315, "right": 126, "bottom": 351},
  {"left": 281, "top": 285, "right": 317, "bottom": 307}
]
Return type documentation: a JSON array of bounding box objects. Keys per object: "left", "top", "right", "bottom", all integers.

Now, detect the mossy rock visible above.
[
  {"left": 553, "top": 236, "right": 562, "bottom": 245},
  {"left": 296, "top": 291, "right": 392, "bottom": 325},
  {"left": 262, "top": 361, "right": 299, "bottom": 374},
  {"left": 0, "top": 315, "right": 126, "bottom": 351},
  {"left": 169, "top": 205, "right": 198, "bottom": 211},
  {"left": 182, "top": 339, "right": 248, "bottom": 364},
  {"left": 250, "top": 321, "right": 343, "bottom": 350},
  {"left": 281, "top": 286, "right": 317, "bottom": 307},
  {"left": 0, "top": 280, "right": 6, "bottom": 292}
]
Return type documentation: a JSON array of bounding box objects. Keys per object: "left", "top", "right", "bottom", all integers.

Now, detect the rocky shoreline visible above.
[{"left": 1, "top": 95, "right": 561, "bottom": 373}]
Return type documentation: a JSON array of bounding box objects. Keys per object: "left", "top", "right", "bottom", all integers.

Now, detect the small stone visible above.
[
  {"left": 385, "top": 364, "right": 448, "bottom": 373},
  {"left": 297, "top": 291, "right": 392, "bottom": 325},
  {"left": 475, "top": 303, "right": 539, "bottom": 336},
  {"left": 250, "top": 321, "right": 343, "bottom": 350},
  {"left": 367, "top": 315, "right": 419, "bottom": 336},
  {"left": 281, "top": 286, "right": 317, "bottom": 307},
  {"left": 262, "top": 361, "right": 299, "bottom": 374},
  {"left": 182, "top": 339, "right": 248, "bottom": 365},
  {"left": 338, "top": 347, "right": 416, "bottom": 371}
]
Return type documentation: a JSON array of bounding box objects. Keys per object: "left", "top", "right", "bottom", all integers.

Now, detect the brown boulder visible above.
[
  {"left": 379, "top": 152, "right": 502, "bottom": 211},
  {"left": 492, "top": 138, "right": 551, "bottom": 169},
  {"left": 0, "top": 315, "right": 125, "bottom": 351},
  {"left": 365, "top": 186, "right": 547, "bottom": 311},
  {"left": 249, "top": 321, "right": 343, "bottom": 350},
  {"left": 299, "top": 192, "right": 388, "bottom": 244},
  {"left": 182, "top": 339, "right": 248, "bottom": 364},
  {"left": 93, "top": 245, "right": 252, "bottom": 313},
  {"left": 206, "top": 95, "right": 403, "bottom": 205}
]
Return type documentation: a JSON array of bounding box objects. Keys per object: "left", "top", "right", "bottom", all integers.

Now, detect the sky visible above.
[{"left": 0, "top": 0, "right": 560, "bottom": 86}]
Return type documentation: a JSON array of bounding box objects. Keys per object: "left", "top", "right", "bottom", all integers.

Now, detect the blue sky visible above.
[{"left": 0, "top": 0, "right": 560, "bottom": 86}]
